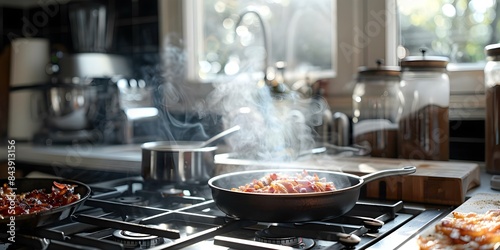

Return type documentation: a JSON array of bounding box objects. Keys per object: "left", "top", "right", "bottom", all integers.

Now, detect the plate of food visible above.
[{"left": 416, "top": 193, "right": 500, "bottom": 250}]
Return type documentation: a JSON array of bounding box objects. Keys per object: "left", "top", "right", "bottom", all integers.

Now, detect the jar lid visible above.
[
  {"left": 358, "top": 66, "right": 401, "bottom": 77},
  {"left": 400, "top": 49, "right": 449, "bottom": 71},
  {"left": 357, "top": 60, "right": 401, "bottom": 79},
  {"left": 485, "top": 43, "right": 500, "bottom": 57}
]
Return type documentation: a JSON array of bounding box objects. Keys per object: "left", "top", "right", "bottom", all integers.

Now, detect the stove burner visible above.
[
  {"left": 116, "top": 196, "right": 145, "bottom": 204},
  {"left": 255, "top": 228, "right": 315, "bottom": 249},
  {"left": 161, "top": 188, "right": 184, "bottom": 197},
  {"left": 113, "top": 229, "right": 170, "bottom": 249}
]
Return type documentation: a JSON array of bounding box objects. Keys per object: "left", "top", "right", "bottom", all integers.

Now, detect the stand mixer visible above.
[{"left": 34, "top": 2, "right": 157, "bottom": 145}]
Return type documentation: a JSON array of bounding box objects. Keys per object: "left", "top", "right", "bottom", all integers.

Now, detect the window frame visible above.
[{"left": 159, "top": 0, "right": 487, "bottom": 116}]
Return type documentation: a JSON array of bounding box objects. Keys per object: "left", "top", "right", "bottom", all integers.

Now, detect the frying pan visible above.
[
  {"left": 0, "top": 178, "right": 91, "bottom": 230},
  {"left": 208, "top": 166, "right": 416, "bottom": 222}
]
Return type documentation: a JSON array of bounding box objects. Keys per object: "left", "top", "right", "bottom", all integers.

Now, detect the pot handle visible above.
[{"left": 360, "top": 166, "right": 416, "bottom": 183}]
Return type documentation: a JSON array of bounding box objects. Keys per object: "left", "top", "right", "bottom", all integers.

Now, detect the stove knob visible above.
[
  {"left": 337, "top": 233, "right": 361, "bottom": 248},
  {"left": 362, "top": 219, "right": 384, "bottom": 233}
]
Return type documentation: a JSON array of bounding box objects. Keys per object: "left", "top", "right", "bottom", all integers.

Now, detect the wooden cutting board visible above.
[
  {"left": 214, "top": 154, "right": 481, "bottom": 206},
  {"left": 330, "top": 157, "right": 481, "bottom": 206},
  {"left": 401, "top": 193, "right": 500, "bottom": 249}
]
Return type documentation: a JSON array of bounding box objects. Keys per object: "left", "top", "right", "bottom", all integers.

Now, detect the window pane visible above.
[
  {"left": 199, "top": 0, "right": 333, "bottom": 80},
  {"left": 398, "top": 0, "right": 499, "bottom": 63}
]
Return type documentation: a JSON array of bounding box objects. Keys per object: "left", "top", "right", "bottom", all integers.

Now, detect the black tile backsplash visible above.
[
  {"left": 136, "top": 0, "right": 158, "bottom": 17},
  {"left": 35, "top": 3, "right": 67, "bottom": 32},
  {"left": 449, "top": 119, "right": 485, "bottom": 161},
  {"left": 1, "top": 0, "right": 159, "bottom": 75},
  {"left": 2, "top": 8, "right": 24, "bottom": 31},
  {"left": 113, "top": 0, "right": 133, "bottom": 19},
  {"left": 133, "top": 22, "right": 159, "bottom": 52},
  {"left": 114, "top": 24, "right": 133, "bottom": 53}
]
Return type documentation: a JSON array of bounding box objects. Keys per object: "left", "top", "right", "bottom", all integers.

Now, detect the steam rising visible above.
[
  {"left": 157, "top": 35, "right": 328, "bottom": 160},
  {"left": 204, "top": 73, "right": 328, "bottom": 161},
  {"left": 155, "top": 36, "right": 214, "bottom": 141}
]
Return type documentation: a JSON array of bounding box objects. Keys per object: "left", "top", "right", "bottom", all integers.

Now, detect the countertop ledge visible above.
[
  {"left": 13, "top": 143, "right": 500, "bottom": 197},
  {"left": 16, "top": 143, "right": 143, "bottom": 173}
]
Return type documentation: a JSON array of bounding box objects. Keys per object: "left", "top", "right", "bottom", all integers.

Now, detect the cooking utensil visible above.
[
  {"left": 141, "top": 141, "right": 218, "bottom": 183},
  {"left": 323, "top": 143, "right": 371, "bottom": 156},
  {"left": 197, "top": 125, "right": 241, "bottom": 148},
  {"left": 0, "top": 178, "right": 91, "bottom": 230},
  {"left": 208, "top": 166, "right": 416, "bottom": 222},
  {"left": 296, "top": 147, "right": 327, "bottom": 158},
  {"left": 141, "top": 126, "right": 241, "bottom": 183}
]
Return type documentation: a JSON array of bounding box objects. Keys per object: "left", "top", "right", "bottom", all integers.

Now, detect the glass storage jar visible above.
[
  {"left": 352, "top": 62, "right": 401, "bottom": 158},
  {"left": 398, "top": 51, "right": 449, "bottom": 161},
  {"left": 484, "top": 44, "right": 500, "bottom": 174}
]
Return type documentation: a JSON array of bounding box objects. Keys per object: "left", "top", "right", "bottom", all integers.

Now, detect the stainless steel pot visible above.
[{"left": 141, "top": 141, "right": 217, "bottom": 184}]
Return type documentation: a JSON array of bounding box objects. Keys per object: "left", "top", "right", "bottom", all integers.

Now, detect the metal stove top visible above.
[{"left": 0, "top": 177, "right": 452, "bottom": 250}]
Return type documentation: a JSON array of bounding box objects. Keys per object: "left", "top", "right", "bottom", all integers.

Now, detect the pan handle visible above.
[{"left": 360, "top": 166, "right": 416, "bottom": 183}]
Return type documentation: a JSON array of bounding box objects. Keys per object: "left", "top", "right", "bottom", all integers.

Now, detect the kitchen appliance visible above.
[
  {"left": 36, "top": 76, "right": 159, "bottom": 145},
  {"left": 68, "top": 2, "right": 112, "bottom": 53},
  {"left": 36, "top": 3, "right": 135, "bottom": 144},
  {"left": 34, "top": 2, "right": 159, "bottom": 145},
  {"left": 0, "top": 174, "right": 454, "bottom": 250},
  {"left": 35, "top": 77, "right": 129, "bottom": 145},
  {"left": 43, "top": 81, "right": 96, "bottom": 131},
  {"left": 8, "top": 38, "right": 50, "bottom": 141},
  {"left": 399, "top": 49, "right": 450, "bottom": 161},
  {"left": 55, "top": 53, "right": 131, "bottom": 82},
  {"left": 115, "top": 75, "right": 159, "bottom": 144}
]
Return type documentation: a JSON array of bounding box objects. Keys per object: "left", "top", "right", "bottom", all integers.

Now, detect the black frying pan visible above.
[
  {"left": 0, "top": 178, "right": 91, "bottom": 230},
  {"left": 208, "top": 166, "right": 416, "bottom": 222}
]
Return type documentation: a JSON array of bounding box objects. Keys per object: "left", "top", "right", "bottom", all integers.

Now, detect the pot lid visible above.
[
  {"left": 141, "top": 141, "right": 217, "bottom": 151},
  {"left": 400, "top": 49, "right": 449, "bottom": 70}
]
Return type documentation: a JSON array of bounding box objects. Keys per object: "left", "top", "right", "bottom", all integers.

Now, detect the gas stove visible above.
[{"left": 0, "top": 177, "right": 452, "bottom": 250}]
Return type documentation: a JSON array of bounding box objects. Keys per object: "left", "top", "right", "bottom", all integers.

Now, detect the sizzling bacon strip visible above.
[
  {"left": 0, "top": 181, "right": 81, "bottom": 218},
  {"left": 418, "top": 210, "right": 500, "bottom": 250},
  {"left": 231, "top": 170, "right": 337, "bottom": 193}
]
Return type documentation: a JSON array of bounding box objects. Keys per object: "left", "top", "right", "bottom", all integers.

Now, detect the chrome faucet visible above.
[{"left": 235, "top": 10, "right": 271, "bottom": 83}]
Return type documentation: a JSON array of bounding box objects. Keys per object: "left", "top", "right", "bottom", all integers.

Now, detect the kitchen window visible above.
[
  {"left": 180, "top": 0, "right": 335, "bottom": 84},
  {"left": 397, "top": 0, "right": 498, "bottom": 121},
  {"left": 159, "top": 0, "right": 494, "bottom": 104},
  {"left": 398, "top": 0, "right": 498, "bottom": 64}
]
